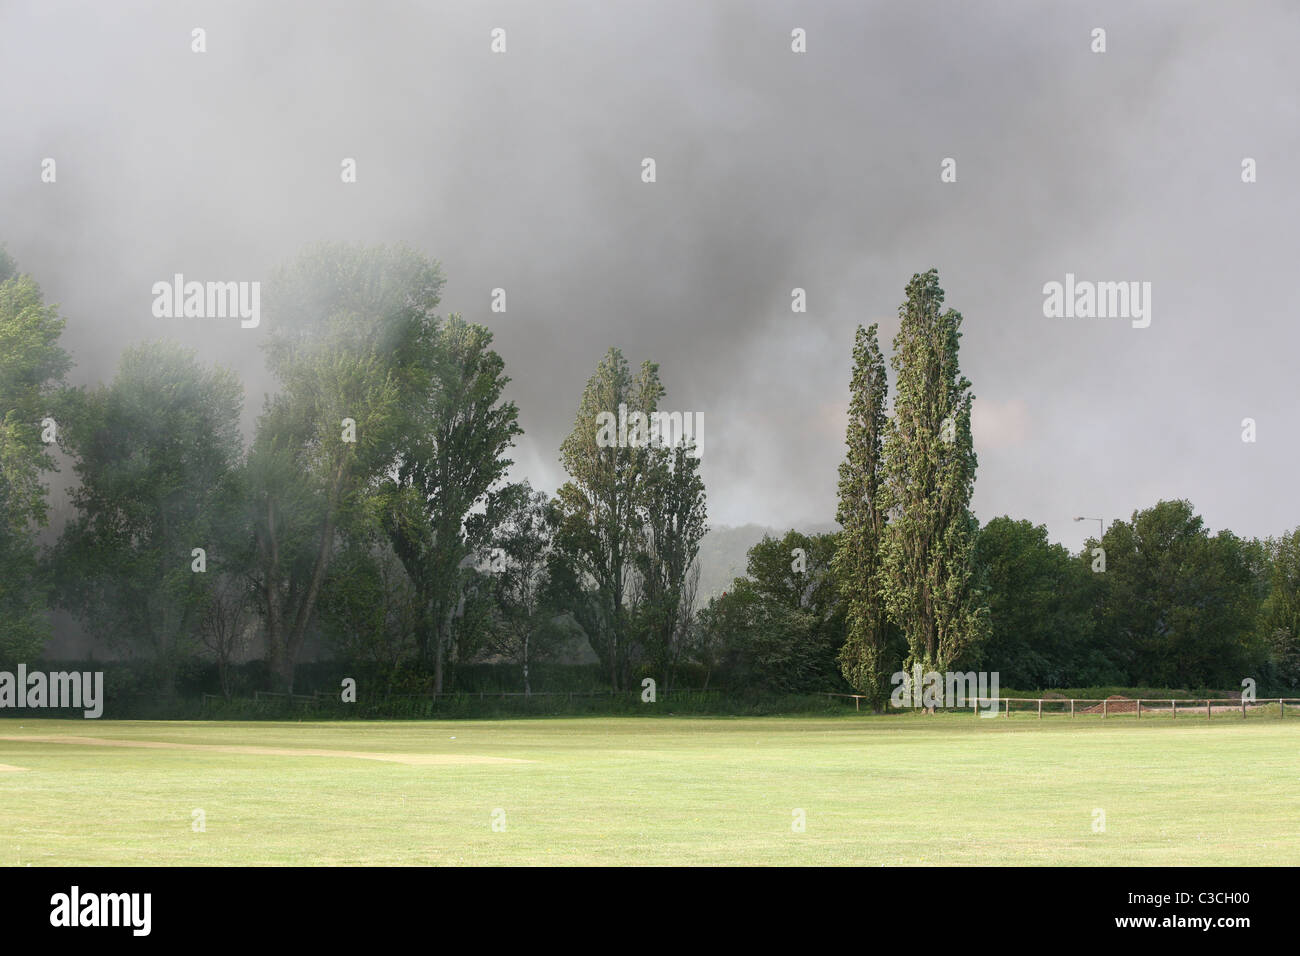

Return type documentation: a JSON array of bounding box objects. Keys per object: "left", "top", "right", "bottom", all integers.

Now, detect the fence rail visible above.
[
  {"left": 197, "top": 690, "right": 1300, "bottom": 717},
  {"left": 825, "top": 692, "right": 1300, "bottom": 718},
  {"left": 200, "top": 688, "right": 727, "bottom": 707}
]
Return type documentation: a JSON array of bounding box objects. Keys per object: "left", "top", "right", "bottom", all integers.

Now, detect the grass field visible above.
[{"left": 2, "top": 714, "right": 1297, "bottom": 865}]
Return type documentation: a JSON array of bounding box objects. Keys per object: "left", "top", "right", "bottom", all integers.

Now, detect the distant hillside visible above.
[{"left": 695, "top": 521, "right": 838, "bottom": 601}]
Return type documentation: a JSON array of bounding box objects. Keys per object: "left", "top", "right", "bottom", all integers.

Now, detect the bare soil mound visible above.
[{"left": 1081, "top": 695, "right": 1137, "bottom": 714}]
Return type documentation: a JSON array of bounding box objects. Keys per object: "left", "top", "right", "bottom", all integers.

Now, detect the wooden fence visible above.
[
  {"left": 826, "top": 692, "right": 1300, "bottom": 718},
  {"left": 200, "top": 688, "right": 727, "bottom": 707}
]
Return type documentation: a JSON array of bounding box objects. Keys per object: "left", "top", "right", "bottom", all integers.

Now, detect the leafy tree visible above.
[
  {"left": 1260, "top": 528, "right": 1300, "bottom": 690},
  {"left": 1090, "top": 500, "right": 1262, "bottom": 687},
  {"left": 199, "top": 570, "right": 254, "bottom": 700},
  {"left": 486, "top": 481, "right": 561, "bottom": 695},
  {"left": 741, "top": 530, "right": 838, "bottom": 614},
  {"left": 52, "top": 342, "right": 243, "bottom": 693},
  {"left": 972, "top": 517, "right": 1094, "bottom": 688},
  {"left": 879, "top": 270, "right": 987, "bottom": 673},
  {"left": 702, "top": 580, "right": 839, "bottom": 694},
  {"left": 633, "top": 441, "right": 707, "bottom": 691},
  {"left": 250, "top": 242, "right": 437, "bottom": 691},
  {"left": 0, "top": 251, "right": 71, "bottom": 665},
  {"left": 685, "top": 593, "right": 725, "bottom": 690},
  {"left": 378, "top": 314, "right": 522, "bottom": 693},
  {"left": 449, "top": 565, "right": 503, "bottom": 689},
  {"left": 553, "top": 349, "right": 664, "bottom": 689},
  {"left": 697, "top": 531, "right": 845, "bottom": 694},
  {"left": 317, "top": 533, "right": 421, "bottom": 691},
  {"left": 834, "top": 323, "right": 894, "bottom": 706}
]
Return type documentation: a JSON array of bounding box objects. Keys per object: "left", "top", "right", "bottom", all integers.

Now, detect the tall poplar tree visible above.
[
  {"left": 553, "top": 349, "right": 664, "bottom": 689},
  {"left": 880, "top": 270, "right": 986, "bottom": 673},
  {"left": 833, "top": 323, "right": 892, "bottom": 706}
]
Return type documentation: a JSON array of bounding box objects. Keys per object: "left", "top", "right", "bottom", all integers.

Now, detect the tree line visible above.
[{"left": 1, "top": 245, "right": 1297, "bottom": 704}]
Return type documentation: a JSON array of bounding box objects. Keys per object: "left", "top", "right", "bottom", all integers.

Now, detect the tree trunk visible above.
[
  {"left": 433, "top": 601, "right": 455, "bottom": 694},
  {"left": 434, "top": 635, "right": 444, "bottom": 694},
  {"left": 522, "top": 633, "right": 531, "bottom": 696},
  {"left": 273, "top": 655, "right": 295, "bottom": 694},
  {"left": 260, "top": 497, "right": 291, "bottom": 692}
]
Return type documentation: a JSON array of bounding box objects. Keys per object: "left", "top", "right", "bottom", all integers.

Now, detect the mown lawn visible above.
[{"left": 1, "top": 715, "right": 1296, "bottom": 865}]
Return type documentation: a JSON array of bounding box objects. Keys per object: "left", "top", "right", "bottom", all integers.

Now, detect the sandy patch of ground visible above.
[
  {"left": 0, "top": 735, "right": 530, "bottom": 766},
  {"left": 1074, "top": 696, "right": 1268, "bottom": 716},
  {"left": 0, "top": 763, "right": 28, "bottom": 772}
]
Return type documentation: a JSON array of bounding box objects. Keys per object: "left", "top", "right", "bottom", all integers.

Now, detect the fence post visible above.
[
  {"left": 1242, "top": 697, "right": 1247, "bottom": 718},
  {"left": 1281, "top": 699, "right": 1285, "bottom": 719},
  {"left": 1137, "top": 699, "right": 1141, "bottom": 719},
  {"left": 1103, "top": 699, "right": 1107, "bottom": 719},
  {"left": 1070, "top": 699, "right": 1074, "bottom": 718},
  {"left": 1005, "top": 697, "right": 1009, "bottom": 718},
  {"left": 1206, "top": 699, "right": 1211, "bottom": 719},
  {"left": 1037, "top": 698, "right": 1042, "bottom": 719},
  {"left": 855, "top": 696, "right": 860, "bottom": 712},
  {"left": 974, "top": 696, "right": 979, "bottom": 718},
  {"left": 1173, "top": 698, "right": 1177, "bottom": 719}
]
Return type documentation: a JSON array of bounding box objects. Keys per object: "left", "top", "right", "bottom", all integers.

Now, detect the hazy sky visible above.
[{"left": 3, "top": 0, "right": 1298, "bottom": 556}]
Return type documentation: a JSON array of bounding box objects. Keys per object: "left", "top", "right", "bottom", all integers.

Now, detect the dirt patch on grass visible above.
[
  {"left": 0, "top": 763, "right": 28, "bottom": 772},
  {"left": 0, "top": 735, "right": 530, "bottom": 766},
  {"left": 1081, "top": 695, "right": 1137, "bottom": 714},
  {"left": 1074, "top": 696, "right": 1269, "bottom": 715}
]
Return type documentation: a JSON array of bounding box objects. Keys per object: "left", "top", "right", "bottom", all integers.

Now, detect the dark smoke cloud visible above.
[{"left": 3, "top": 0, "right": 1297, "bottom": 555}]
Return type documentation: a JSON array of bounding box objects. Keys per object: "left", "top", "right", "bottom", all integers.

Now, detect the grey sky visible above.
[{"left": 3, "top": 0, "right": 1297, "bottom": 556}]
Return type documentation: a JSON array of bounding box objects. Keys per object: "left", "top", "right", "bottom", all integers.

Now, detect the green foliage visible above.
[
  {"left": 972, "top": 517, "right": 1096, "bottom": 687},
  {"left": 377, "top": 313, "right": 522, "bottom": 692},
  {"left": 553, "top": 348, "right": 666, "bottom": 689},
  {"left": 699, "top": 582, "right": 841, "bottom": 694},
  {"left": 879, "top": 270, "right": 987, "bottom": 672},
  {"left": 633, "top": 442, "right": 707, "bottom": 689},
  {"left": 51, "top": 342, "right": 243, "bottom": 692},
  {"left": 550, "top": 346, "right": 708, "bottom": 693},
  {"left": 834, "top": 323, "right": 896, "bottom": 706},
  {"left": 1257, "top": 528, "right": 1300, "bottom": 690},
  {"left": 1089, "top": 500, "right": 1264, "bottom": 688},
  {"left": 487, "top": 481, "right": 566, "bottom": 694},
  {"left": 0, "top": 261, "right": 71, "bottom": 665},
  {"left": 250, "top": 242, "right": 447, "bottom": 691},
  {"left": 12, "top": 246, "right": 1300, "bottom": 701},
  {"left": 744, "top": 530, "right": 838, "bottom": 613},
  {"left": 318, "top": 538, "right": 420, "bottom": 689},
  {"left": 697, "top": 531, "right": 846, "bottom": 694}
]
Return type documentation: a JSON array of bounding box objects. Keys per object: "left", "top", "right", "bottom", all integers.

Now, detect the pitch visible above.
[{"left": 1, "top": 716, "right": 1296, "bottom": 865}]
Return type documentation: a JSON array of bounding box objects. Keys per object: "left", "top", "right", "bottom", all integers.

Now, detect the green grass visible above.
[{"left": 1, "top": 714, "right": 1297, "bottom": 865}]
